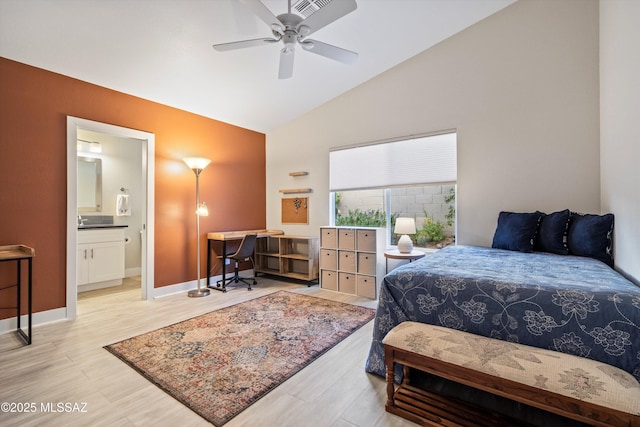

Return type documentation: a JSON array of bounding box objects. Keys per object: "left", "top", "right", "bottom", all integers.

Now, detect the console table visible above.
[
  {"left": 0, "top": 244, "right": 34, "bottom": 344},
  {"left": 206, "top": 229, "right": 283, "bottom": 292}
]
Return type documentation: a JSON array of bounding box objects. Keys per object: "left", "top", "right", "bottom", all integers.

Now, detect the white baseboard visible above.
[
  {"left": 125, "top": 267, "right": 141, "bottom": 278},
  {"left": 0, "top": 271, "right": 249, "bottom": 335},
  {"left": 78, "top": 278, "right": 123, "bottom": 293},
  {"left": 151, "top": 272, "right": 233, "bottom": 298},
  {"left": 0, "top": 307, "right": 68, "bottom": 336},
  {"left": 151, "top": 279, "right": 199, "bottom": 298}
]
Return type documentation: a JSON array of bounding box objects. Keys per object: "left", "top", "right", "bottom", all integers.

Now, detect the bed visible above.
[{"left": 365, "top": 244, "right": 640, "bottom": 384}]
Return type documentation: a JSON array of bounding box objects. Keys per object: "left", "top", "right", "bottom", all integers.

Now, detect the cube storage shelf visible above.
[
  {"left": 319, "top": 226, "right": 386, "bottom": 299},
  {"left": 254, "top": 235, "right": 319, "bottom": 282}
]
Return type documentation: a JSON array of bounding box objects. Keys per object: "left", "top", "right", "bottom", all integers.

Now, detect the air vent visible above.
[{"left": 293, "top": 0, "right": 333, "bottom": 18}]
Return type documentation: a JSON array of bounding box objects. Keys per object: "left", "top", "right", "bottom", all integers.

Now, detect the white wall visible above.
[
  {"left": 267, "top": 0, "right": 600, "bottom": 247},
  {"left": 600, "top": 0, "right": 640, "bottom": 284}
]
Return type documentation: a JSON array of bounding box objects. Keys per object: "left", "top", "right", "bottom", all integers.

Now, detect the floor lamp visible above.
[{"left": 183, "top": 157, "right": 211, "bottom": 298}]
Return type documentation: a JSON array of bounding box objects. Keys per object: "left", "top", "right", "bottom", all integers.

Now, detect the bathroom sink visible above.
[
  {"left": 78, "top": 224, "right": 127, "bottom": 229},
  {"left": 77, "top": 215, "right": 126, "bottom": 229}
]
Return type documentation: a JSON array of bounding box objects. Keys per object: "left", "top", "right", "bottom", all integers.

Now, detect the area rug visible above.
[{"left": 104, "top": 291, "right": 375, "bottom": 426}]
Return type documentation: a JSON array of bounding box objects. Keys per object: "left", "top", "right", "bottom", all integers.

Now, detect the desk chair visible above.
[{"left": 217, "top": 234, "right": 257, "bottom": 290}]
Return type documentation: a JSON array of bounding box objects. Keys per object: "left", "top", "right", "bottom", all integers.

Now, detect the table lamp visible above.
[{"left": 395, "top": 217, "right": 416, "bottom": 253}]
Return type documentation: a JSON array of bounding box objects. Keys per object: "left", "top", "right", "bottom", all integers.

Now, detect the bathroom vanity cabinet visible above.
[{"left": 77, "top": 227, "right": 125, "bottom": 291}]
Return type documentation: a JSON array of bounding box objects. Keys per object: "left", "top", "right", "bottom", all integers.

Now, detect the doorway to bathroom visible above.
[{"left": 66, "top": 116, "right": 155, "bottom": 320}]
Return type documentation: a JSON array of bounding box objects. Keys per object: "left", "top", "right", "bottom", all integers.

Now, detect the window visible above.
[{"left": 330, "top": 132, "right": 457, "bottom": 249}]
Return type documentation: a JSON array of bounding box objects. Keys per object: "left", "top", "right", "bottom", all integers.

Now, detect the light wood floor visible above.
[{"left": 0, "top": 277, "right": 415, "bottom": 427}]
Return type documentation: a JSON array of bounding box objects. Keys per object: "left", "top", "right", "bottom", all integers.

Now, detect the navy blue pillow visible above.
[
  {"left": 492, "top": 211, "right": 543, "bottom": 253},
  {"left": 534, "top": 209, "right": 570, "bottom": 255},
  {"left": 568, "top": 212, "right": 614, "bottom": 267}
]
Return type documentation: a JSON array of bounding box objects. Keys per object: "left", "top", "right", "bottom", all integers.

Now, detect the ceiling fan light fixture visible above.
[{"left": 297, "top": 25, "right": 311, "bottom": 37}]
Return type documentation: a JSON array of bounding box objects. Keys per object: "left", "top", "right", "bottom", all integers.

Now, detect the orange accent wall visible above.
[{"left": 0, "top": 57, "right": 266, "bottom": 319}]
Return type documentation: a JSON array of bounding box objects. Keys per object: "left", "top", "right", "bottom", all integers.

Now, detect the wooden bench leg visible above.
[{"left": 384, "top": 345, "right": 396, "bottom": 410}]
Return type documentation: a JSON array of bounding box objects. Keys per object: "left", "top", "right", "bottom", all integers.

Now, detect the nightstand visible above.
[{"left": 384, "top": 249, "right": 426, "bottom": 273}]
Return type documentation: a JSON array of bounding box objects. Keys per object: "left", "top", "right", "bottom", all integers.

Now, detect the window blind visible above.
[{"left": 329, "top": 132, "right": 457, "bottom": 191}]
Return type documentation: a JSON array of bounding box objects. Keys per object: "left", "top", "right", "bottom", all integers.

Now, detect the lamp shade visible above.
[
  {"left": 196, "top": 202, "right": 209, "bottom": 216},
  {"left": 183, "top": 157, "right": 211, "bottom": 171},
  {"left": 394, "top": 217, "right": 416, "bottom": 235}
]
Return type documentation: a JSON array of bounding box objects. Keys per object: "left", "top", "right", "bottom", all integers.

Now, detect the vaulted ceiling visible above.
[{"left": 0, "top": 0, "right": 515, "bottom": 132}]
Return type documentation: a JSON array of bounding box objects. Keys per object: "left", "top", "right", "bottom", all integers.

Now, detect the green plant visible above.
[
  {"left": 444, "top": 187, "right": 456, "bottom": 227},
  {"left": 416, "top": 214, "right": 446, "bottom": 244},
  {"left": 334, "top": 192, "right": 342, "bottom": 219},
  {"left": 335, "top": 208, "right": 387, "bottom": 227}
]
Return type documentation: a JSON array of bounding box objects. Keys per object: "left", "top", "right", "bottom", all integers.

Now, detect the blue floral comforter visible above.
[{"left": 365, "top": 245, "right": 640, "bottom": 382}]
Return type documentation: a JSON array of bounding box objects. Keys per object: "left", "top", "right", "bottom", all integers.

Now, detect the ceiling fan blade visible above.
[
  {"left": 297, "top": 0, "right": 357, "bottom": 36},
  {"left": 278, "top": 48, "right": 295, "bottom": 79},
  {"left": 300, "top": 40, "right": 358, "bottom": 64},
  {"left": 239, "top": 0, "right": 284, "bottom": 32},
  {"left": 213, "top": 37, "right": 279, "bottom": 51}
]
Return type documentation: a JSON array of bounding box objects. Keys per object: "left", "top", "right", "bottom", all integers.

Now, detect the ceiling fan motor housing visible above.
[{"left": 277, "top": 13, "right": 303, "bottom": 53}]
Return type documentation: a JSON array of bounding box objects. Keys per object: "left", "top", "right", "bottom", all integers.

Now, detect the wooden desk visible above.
[
  {"left": 0, "top": 244, "right": 34, "bottom": 344},
  {"left": 206, "top": 229, "right": 283, "bottom": 292}
]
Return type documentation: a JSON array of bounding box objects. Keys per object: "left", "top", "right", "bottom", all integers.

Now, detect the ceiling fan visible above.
[{"left": 213, "top": 0, "right": 358, "bottom": 79}]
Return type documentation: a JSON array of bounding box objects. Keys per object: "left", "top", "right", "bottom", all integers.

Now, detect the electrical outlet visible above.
[{"left": 225, "top": 259, "right": 230, "bottom": 265}]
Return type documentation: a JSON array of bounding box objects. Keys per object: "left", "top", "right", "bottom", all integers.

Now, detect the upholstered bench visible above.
[{"left": 383, "top": 322, "right": 640, "bottom": 427}]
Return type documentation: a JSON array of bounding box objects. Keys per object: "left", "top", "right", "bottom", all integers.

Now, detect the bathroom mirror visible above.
[{"left": 77, "top": 156, "right": 102, "bottom": 212}]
